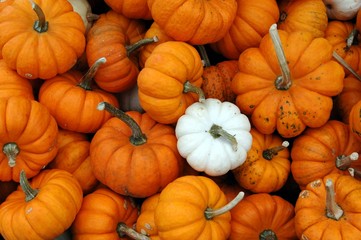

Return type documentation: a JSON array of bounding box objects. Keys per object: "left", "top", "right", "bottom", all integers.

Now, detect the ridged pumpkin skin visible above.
[
  {"left": 231, "top": 29, "right": 344, "bottom": 138},
  {"left": 137, "top": 41, "right": 203, "bottom": 124},
  {"left": 147, "top": 0, "right": 237, "bottom": 45},
  {"left": 349, "top": 99, "right": 361, "bottom": 141},
  {"left": 154, "top": 175, "right": 232, "bottom": 240},
  {"left": 135, "top": 193, "right": 160, "bottom": 239},
  {"left": 0, "top": 0, "right": 14, "bottom": 13},
  {"left": 291, "top": 120, "right": 361, "bottom": 189},
  {"left": 232, "top": 128, "right": 291, "bottom": 193},
  {"left": 104, "top": 0, "right": 152, "bottom": 19},
  {"left": 90, "top": 111, "right": 183, "bottom": 198},
  {"left": 229, "top": 193, "right": 297, "bottom": 240},
  {"left": 72, "top": 187, "right": 139, "bottom": 240},
  {"left": 0, "top": 169, "right": 83, "bottom": 240},
  {"left": 0, "top": 96, "right": 58, "bottom": 182},
  {"left": 295, "top": 173, "right": 361, "bottom": 239},
  {"left": 0, "top": 0, "right": 86, "bottom": 79}
]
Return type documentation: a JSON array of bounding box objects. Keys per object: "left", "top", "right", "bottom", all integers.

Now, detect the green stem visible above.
[
  {"left": 259, "top": 229, "right": 278, "bottom": 240},
  {"left": 204, "top": 191, "right": 244, "bottom": 220},
  {"left": 262, "top": 141, "right": 289, "bottom": 160},
  {"left": 78, "top": 57, "right": 106, "bottom": 90},
  {"left": 97, "top": 102, "right": 147, "bottom": 146},
  {"left": 336, "top": 152, "right": 359, "bottom": 170},
  {"left": 3, "top": 142, "right": 20, "bottom": 167},
  {"left": 20, "top": 170, "right": 39, "bottom": 202},
  {"left": 183, "top": 81, "right": 205, "bottom": 102},
  {"left": 126, "top": 36, "right": 159, "bottom": 57},
  {"left": 209, "top": 124, "right": 238, "bottom": 151},
  {"left": 30, "top": 0, "right": 48, "bottom": 32},
  {"left": 325, "top": 179, "right": 343, "bottom": 220},
  {"left": 117, "top": 223, "right": 150, "bottom": 240}
]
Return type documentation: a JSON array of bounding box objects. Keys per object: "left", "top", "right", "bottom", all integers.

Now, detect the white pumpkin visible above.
[
  {"left": 323, "top": 0, "right": 361, "bottom": 20},
  {"left": 175, "top": 98, "right": 252, "bottom": 176},
  {"left": 67, "top": 0, "right": 97, "bottom": 33}
]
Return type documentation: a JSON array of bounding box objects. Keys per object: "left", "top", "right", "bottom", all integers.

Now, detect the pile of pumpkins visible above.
[{"left": 1, "top": 0, "right": 361, "bottom": 239}]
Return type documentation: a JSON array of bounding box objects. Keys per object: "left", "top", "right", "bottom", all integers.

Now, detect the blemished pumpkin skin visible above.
[
  {"left": 201, "top": 60, "right": 238, "bottom": 103},
  {"left": 294, "top": 173, "right": 361, "bottom": 240},
  {"left": 147, "top": 0, "right": 237, "bottom": 45},
  {"left": 0, "top": 96, "right": 59, "bottom": 182},
  {"left": 47, "top": 129, "right": 98, "bottom": 194},
  {"left": 229, "top": 193, "right": 297, "bottom": 240},
  {"left": 231, "top": 28, "right": 345, "bottom": 138},
  {"left": 86, "top": 10, "right": 147, "bottom": 93},
  {"left": 0, "top": 169, "right": 83, "bottom": 240},
  {"left": 90, "top": 105, "right": 184, "bottom": 198},
  {"left": 349, "top": 99, "right": 361, "bottom": 141},
  {"left": 232, "top": 127, "right": 291, "bottom": 193},
  {"left": 72, "top": 187, "right": 139, "bottom": 240},
  {"left": 0, "top": 0, "right": 86, "bottom": 79},
  {"left": 0, "top": 59, "right": 34, "bottom": 100},
  {"left": 135, "top": 193, "right": 160, "bottom": 239},
  {"left": 278, "top": 0, "right": 328, "bottom": 38},
  {"left": 38, "top": 68, "right": 119, "bottom": 134},
  {"left": 104, "top": 0, "right": 152, "bottom": 20},
  {"left": 291, "top": 120, "right": 361, "bottom": 189},
  {"left": 137, "top": 41, "right": 204, "bottom": 124},
  {"left": 210, "top": 0, "right": 280, "bottom": 60},
  {"left": 154, "top": 175, "right": 236, "bottom": 240}
]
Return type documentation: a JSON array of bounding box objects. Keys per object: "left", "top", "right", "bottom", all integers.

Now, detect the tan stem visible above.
[
  {"left": 3, "top": 142, "right": 20, "bottom": 167},
  {"left": 126, "top": 36, "right": 159, "bottom": 57},
  {"left": 209, "top": 124, "right": 238, "bottom": 151},
  {"left": 346, "top": 29, "right": 358, "bottom": 49},
  {"left": 196, "top": 45, "right": 211, "bottom": 67},
  {"left": 29, "top": 0, "right": 48, "bottom": 32},
  {"left": 262, "top": 141, "right": 289, "bottom": 160},
  {"left": 269, "top": 24, "right": 291, "bottom": 90},
  {"left": 20, "top": 170, "right": 39, "bottom": 202},
  {"left": 204, "top": 191, "right": 244, "bottom": 220},
  {"left": 117, "top": 223, "right": 150, "bottom": 240},
  {"left": 325, "top": 179, "right": 343, "bottom": 220},
  {"left": 336, "top": 152, "right": 359, "bottom": 170},
  {"left": 348, "top": 167, "right": 361, "bottom": 178},
  {"left": 332, "top": 51, "right": 361, "bottom": 81},
  {"left": 78, "top": 57, "right": 106, "bottom": 90},
  {"left": 183, "top": 81, "right": 205, "bottom": 102}
]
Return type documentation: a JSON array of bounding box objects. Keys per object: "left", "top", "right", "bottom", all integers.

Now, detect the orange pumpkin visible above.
[
  {"left": 232, "top": 127, "right": 291, "bottom": 193},
  {"left": 349, "top": 99, "right": 361, "bottom": 141},
  {"left": 0, "top": 96, "right": 58, "bottom": 182},
  {"left": 135, "top": 193, "right": 160, "bottom": 239},
  {"left": 291, "top": 120, "right": 361, "bottom": 189},
  {"left": 104, "top": 0, "right": 152, "bottom": 20},
  {"left": 0, "top": 169, "right": 83, "bottom": 239},
  {"left": 0, "top": 0, "right": 86, "bottom": 79},
  {"left": 229, "top": 193, "right": 297, "bottom": 240},
  {"left": 231, "top": 24, "right": 344, "bottom": 138},
  {"left": 0, "top": 0, "right": 14, "bottom": 13},
  {"left": 90, "top": 102, "right": 184, "bottom": 198}
]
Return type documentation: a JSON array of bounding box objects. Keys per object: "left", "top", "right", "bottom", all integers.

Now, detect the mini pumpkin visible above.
[
  {"left": 104, "top": 0, "right": 152, "bottom": 20},
  {"left": 349, "top": 99, "right": 361, "bottom": 141}
]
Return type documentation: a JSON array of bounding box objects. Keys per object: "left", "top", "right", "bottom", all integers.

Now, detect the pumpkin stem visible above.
[
  {"left": 335, "top": 152, "right": 359, "bottom": 170},
  {"left": 269, "top": 24, "right": 292, "bottom": 90},
  {"left": 325, "top": 178, "right": 343, "bottom": 220},
  {"left": 29, "top": 0, "right": 48, "bottom": 33},
  {"left": 196, "top": 45, "right": 211, "bottom": 67},
  {"left": 348, "top": 167, "right": 361, "bottom": 178},
  {"left": 3, "top": 142, "right": 20, "bottom": 167},
  {"left": 78, "top": 57, "right": 107, "bottom": 90},
  {"left": 97, "top": 102, "right": 147, "bottom": 146},
  {"left": 332, "top": 51, "right": 361, "bottom": 81},
  {"left": 209, "top": 124, "right": 238, "bottom": 151},
  {"left": 117, "top": 223, "right": 150, "bottom": 240},
  {"left": 262, "top": 141, "right": 289, "bottom": 160},
  {"left": 86, "top": 12, "right": 100, "bottom": 22},
  {"left": 346, "top": 29, "right": 359, "bottom": 49},
  {"left": 204, "top": 191, "right": 244, "bottom": 220},
  {"left": 126, "top": 36, "right": 159, "bottom": 57},
  {"left": 20, "top": 170, "right": 39, "bottom": 202},
  {"left": 183, "top": 81, "right": 205, "bottom": 102},
  {"left": 259, "top": 229, "right": 278, "bottom": 240}
]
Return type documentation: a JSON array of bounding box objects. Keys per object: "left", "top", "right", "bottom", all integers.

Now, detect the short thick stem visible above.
[
  {"left": 262, "top": 141, "right": 289, "bottom": 160},
  {"left": 348, "top": 167, "right": 361, "bottom": 178},
  {"left": 336, "top": 152, "right": 359, "bottom": 170},
  {"left": 204, "top": 191, "right": 244, "bottom": 220},
  {"left": 97, "top": 102, "right": 147, "bottom": 146},
  {"left": 117, "top": 223, "right": 150, "bottom": 240},
  {"left": 78, "top": 57, "right": 106, "bottom": 90},
  {"left": 209, "top": 124, "right": 238, "bottom": 151},
  {"left": 325, "top": 179, "right": 343, "bottom": 220},
  {"left": 126, "top": 36, "right": 159, "bottom": 57},
  {"left": 3, "top": 142, "right": 20, "bottom": 167},
  {"left": 183, "top": 81, "right": 205, "bottom": 102},
  {"left": 259, "top": 229, "right": 278, "bottom": 240},
  {"left": 20, "top": 170, "right": 39, "bottom": 202},
  {"left": 269, "top": 24, "right": 292, "bottom": 90},
  {"left": 30, "top": 0, "right": 48, "bottom": 32}
]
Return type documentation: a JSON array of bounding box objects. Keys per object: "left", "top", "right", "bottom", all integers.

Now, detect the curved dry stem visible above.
[
  {"left": 78, "top": 57, "right": 106, "bottom": 90},
  {"left": 325, "top": 179, "right": 343, "bottom": 220},
  {"left": 29, "top": 0, "right": 48, "bottom": 32},
  {"left": 183, "top": 81, "right": 205, "bottom": 102},
  {"left": 262, "top": 141, "right": 289, "bottom": 160},
  {"left": 20, "top": 170, "right": 39, "bottom": 202},
  {"left": 209, "top": 124, "right": 238, "bottom": 151},
  {"left": 126, "top": 36, "right": 159, "bottom": 56},
  {"left": 332, "top": 51, "right": 361, "bottom": 81},
  {"left": 117, "top": 223, "right": 150, "bottom": 240},
  {"left": 336, "top": 152, "right": 359, "bottom": 170},
  {"left": 204, "top": 191, "right": 244, "bottom": 220}
]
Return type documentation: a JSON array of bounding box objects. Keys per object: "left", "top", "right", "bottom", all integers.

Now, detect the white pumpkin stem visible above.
[
  {"left": 126, "top": 36, "right": 159, "bottom": 56},
  {"left": 209, "top": 124, "right": 238, "bottom": 151},
  {"left": 325, "top": 179, "right": 343, "bottom": 220},
  {"left": 332, "top": 51, "right": 361, "bottom": 81},
  {"left": 29, "top": 0, "right": 48, "bottom": 32},
  {"left": 20, "top": 170, "right": 39, "bottom": 202},
  {"left": 3, "top": 142, "right": 20, "bottom": 167},
  {"left": 262, "top": 141, "right": 289, "bottom": 160},
  {"left": 204, "top": 191, "right": 244, "bottom": 220},
  {"left": 78, "top": 57, "right": 107, "bottom": 90},
  {"left": 336, "top": 152, "right": 359, "bottom": 170},
  {"left": 269, "top": 23, "right": 292, "bottom": 90},
  {"left": 117, "top": 223, "right": 150, "bottom": 240},
  {"left": 183, "top": 81, "right": 205, "bottom": 102}
]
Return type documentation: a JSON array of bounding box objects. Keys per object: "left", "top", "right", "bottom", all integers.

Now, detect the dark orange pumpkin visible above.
[
  {"left": 349, "top": 99, "right": 361, "bottom": 141},
  {"left": 104, "top": 0, "right": 152, "bottom": 20}
]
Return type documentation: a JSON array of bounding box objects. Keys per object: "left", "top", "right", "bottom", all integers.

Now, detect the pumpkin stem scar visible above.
[
  {"left": 204, "top": 191, "right": 244, "bottom": 220},
  {"left": 269, "top": 23, "right": 292, "bottom": 90},
  {"left": 325, "top": 179, "right": 343, "bottom": 220},
  {"left": 262, "top": 141, "right": 289, "bottom": 160},
  {"left": 3, "top": 142, "right": 20, "bottom": 167},
  {"left": 209, "top": 124, "right": 238, "bottom": 151},
  {"left": 20, "top": 170, "right": 39, "bottom": 202},
  {"left": 332, "top": 51, "right": 361, "bottom": 80},
  {"left": 183, "top": 81, "right": 205, "bottom": 102},
  {"left": 78, "top": 57, "right": 107, "bottom": 90},
  {"left": 196, "top": 45, "right": 211, "bottom": 67},
  {"left": 259, "top": 229, "right": 278, "bottom": 240},
  {"left": 336, "top": 152, "right": 359, "bottom": 170},
  {"left": 29, "top": 0, "right": 48, "bottom": 33},
  {"left": 126, "top": 36, "right": 159, "bottom": 57},
  {"left": 97, "top": 102, "right": 147, "bottom": 146},
  {"left": 116, "top": 222, "right": 150, "bottom": 240}
]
